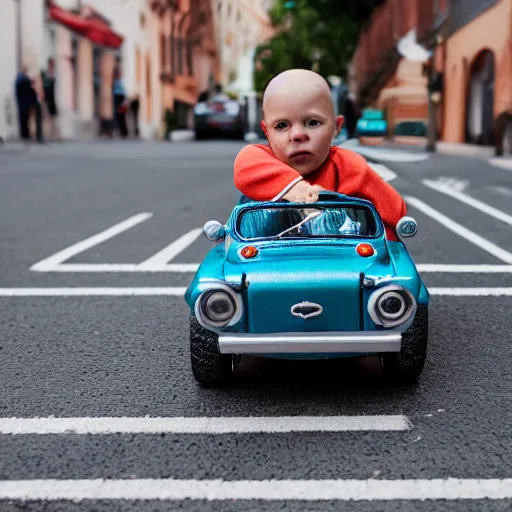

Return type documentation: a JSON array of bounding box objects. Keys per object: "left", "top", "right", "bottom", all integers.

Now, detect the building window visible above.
[
  {"left": 160, "top": 34, "right": 166, "bottom": 69},
  {"left": 187, "top": 41, "right": 193, "bottom": 75},
  {"left": 178, "top": 38, "right": 183, "bottom": 74}
]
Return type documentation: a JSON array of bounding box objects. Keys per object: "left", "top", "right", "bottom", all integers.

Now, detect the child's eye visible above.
[
  {"left": 275, "top": 122, "right": 288, "bottom": 130},
  {"left": 308, "top": 119, "right": 321, "bottom": 127}
]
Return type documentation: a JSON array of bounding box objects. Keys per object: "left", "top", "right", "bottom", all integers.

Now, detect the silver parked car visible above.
[{"left": 194, "top": 93, "right": 246, "bottom": 140}]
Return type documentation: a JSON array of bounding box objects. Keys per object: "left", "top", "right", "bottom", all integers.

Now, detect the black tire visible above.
[
  {"left": 189, "top": 314, "right": 234, "bottom": 387},
  {"left": 379, "top": 304, "right": 428, "bottom": 384}
]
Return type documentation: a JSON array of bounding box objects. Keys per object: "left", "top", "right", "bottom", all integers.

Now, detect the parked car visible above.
[
  {"left": 184, "top": 191, "right": 429, "bottom": 387},
  {"left": 356, "top": 108, "right": 388, "bottom": 138},
  {"left": 193, "top": 96, "right": 246, "bottom": 140}
]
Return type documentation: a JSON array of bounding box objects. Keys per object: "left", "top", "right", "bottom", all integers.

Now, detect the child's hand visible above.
[{"left": 283, "top": 181, "right": 324, "bottom": 203}]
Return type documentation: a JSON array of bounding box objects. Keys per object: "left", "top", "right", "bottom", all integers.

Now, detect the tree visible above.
[{"left": 254, "top": 0, "right": 385, "bottom": 92}]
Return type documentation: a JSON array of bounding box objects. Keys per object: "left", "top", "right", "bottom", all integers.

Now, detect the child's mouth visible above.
[{"left": 290, "top": 151, "right": 313, "bottom": 159}]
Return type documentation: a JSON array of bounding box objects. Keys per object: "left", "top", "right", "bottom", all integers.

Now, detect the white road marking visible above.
[
  {"left": 27, "top": 263, "right": 512, "bottom": 274},
  {"left": 30, "top": 213, "right": 153, "bottom": 272},
  {"left": 405, "top": 196, "right": 512, "bottom": 263},
  {"left": 368, "top": 163, "right": 397, "bottom": 182},
  {"left": 341, "top": 139, "right": 430, "bottom": 163},
  {"left": 38, "top": 263, "right": 199, "bottom": 272},
  {"left": 489, "top": 157, "right": 512, "bottom": 171},
  {"left": 0, "top": 416, "right": 411, "bottom": 434},
  {"left": 417, "top": 264, "right": 512, "bottom": 273},
  {"left": 2, "top": 287, "right": 512, "bottom": 297},
  {"left": 137, "top": 228, "right": 203, "bottom": 269},
  {"left": 429, "top": 288, "right": 512, "bottom": 296},
  {"left": 0, "top": 288, "right": 187, "bottom": 296},
  {"left": 2, "top": 477, "right": 512, "bottom": 501},
  {"left": 423, "top": 179, "right": 512, "bottom": 227}
]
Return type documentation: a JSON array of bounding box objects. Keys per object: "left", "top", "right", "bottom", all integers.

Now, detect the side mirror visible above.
[
  {"left": 396, "top": 216, "right": 417, "bottom": 238},
  {"left": 203, "top": 220, "right": 225, "bottom": 241}
]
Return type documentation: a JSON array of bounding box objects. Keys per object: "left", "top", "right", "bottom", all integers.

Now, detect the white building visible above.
[
  {"left": 0, "top": 0, "right": 163, "bottom": 142},
  {"left": 0, "top": 1, "right": 19, "bottom": 141},
  {"left": 212, "top": 0, "right": 275, "bottom": 90}
]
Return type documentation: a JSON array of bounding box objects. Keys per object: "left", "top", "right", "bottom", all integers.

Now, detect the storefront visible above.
[{"left": 46, "top": 0, "right": 124, "bottom": 138}]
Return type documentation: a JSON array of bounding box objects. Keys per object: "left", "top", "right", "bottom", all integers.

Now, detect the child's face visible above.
[{"left": 261, "top": 81, "right": 343, "bottom": 175}]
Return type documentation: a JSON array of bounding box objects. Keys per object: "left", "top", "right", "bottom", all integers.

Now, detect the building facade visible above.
[
  {"left": 149, "top": 0, "right": 220, "bottom": 131},
  {"left": 213, "top": 0, "right": 275, "bottom": 92},
  {"left": 0, "top": 0, "right": 220, "bottom": 141},
  {"left": 350, "top": 0, "right": 512, "bottom": 154}
]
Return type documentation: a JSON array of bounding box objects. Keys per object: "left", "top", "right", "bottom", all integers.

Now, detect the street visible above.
[{"left": 1, "top": 139, "right": 512, "bottom": 511}]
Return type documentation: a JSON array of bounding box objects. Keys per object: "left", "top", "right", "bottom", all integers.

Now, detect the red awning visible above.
[{"left": 48, "top": 2, "right": 124, "bottom": 49}]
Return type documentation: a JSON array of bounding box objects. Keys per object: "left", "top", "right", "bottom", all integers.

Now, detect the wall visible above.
[
  {"left": 443, "top": 0, "right": 512, "bottom": 142},
  {"left": 0, "top": 0, "right": 19, "bottom": 140}
]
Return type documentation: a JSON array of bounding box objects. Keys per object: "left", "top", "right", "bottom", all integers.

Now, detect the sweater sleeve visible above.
[
  {"left": 336, "top": 150, "right": 407, "bottom": 241},
  {"left": 233, "top": 144, "right": 303, "bottom": 201}
]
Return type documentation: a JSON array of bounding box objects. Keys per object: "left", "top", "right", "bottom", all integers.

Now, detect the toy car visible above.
[{"left": 184, "top": 191, "right": 429, "bottom": 387}]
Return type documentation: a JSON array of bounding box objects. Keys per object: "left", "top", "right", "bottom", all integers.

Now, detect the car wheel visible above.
[
  {"left": 189, "top": 314, "right": 235, "bottom": 387},
  {"left": 379, "top": 304, "right": 428, "bottom": 384},
  {"left": 195, "top": 130, "right": 206, "bottom": 140}
]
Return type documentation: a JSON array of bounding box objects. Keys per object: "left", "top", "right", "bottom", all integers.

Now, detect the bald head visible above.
[{"left": 262, "top": 69, "right": 333, "bottom": 119}]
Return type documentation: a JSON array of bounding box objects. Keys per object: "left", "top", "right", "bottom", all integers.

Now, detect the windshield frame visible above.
[{"left": 233, "top": 202, "right": 384, "bottom": 242}]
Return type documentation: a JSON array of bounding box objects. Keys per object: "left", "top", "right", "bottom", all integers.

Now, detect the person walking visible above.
[{"left": 112, "top": 68, "right": 128, "bottom": 138}]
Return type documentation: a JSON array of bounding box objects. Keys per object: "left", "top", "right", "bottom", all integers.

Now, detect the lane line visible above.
[
  {"left": 2, "top": 287, "right": 512, "bottom": 297},
  {"left": 25, "top": 263, "right": 512, "bottom": 273},
  {"left": 405, "top": 196, "right": 512, "bottom": 263},
  {"left": 0, "top": 416, "right": 411, "bottom": 434},
  {"left": 137, "top": 228, "right": 204, "bottom": 269},
  {"left": 37, "top": 263, "right": 199, "bottom": 272},
  {"left": 30, "top": 213, "right": 153, "bottom": 272},
  {"left": 0, "top": 287, "right": 187, "bottom": 296},
  {"left": 428, "top": 288, "right": 512, "bottom": 296},
  {"left": 422, "top": 179, "right": 512, "bottom": 227},
  {"left": 1, "top": 478, "right": 512, "bottom": 501},
  {"left": 416, "top": 264, "right": 512, "bottom": 273},
  {"left": 368, "top": 163, "right": 397, "bottom": 182}
]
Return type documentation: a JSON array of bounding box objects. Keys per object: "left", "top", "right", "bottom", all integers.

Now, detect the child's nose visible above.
[{"left": 289, "top": 126, "right": 308, "bottom": 142}]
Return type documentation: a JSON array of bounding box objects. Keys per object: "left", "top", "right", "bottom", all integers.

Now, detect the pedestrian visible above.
[
  {"left": 112, "top": 67, "right": 128, "bottom": 138},
  {"left": 14, "top": 65, "right": 43, "bottom": 143},
  {"left": 41, "top": 58, "right": 59, "bottom": 140},
  {"left": 233, "top": 68, "right": 406, "bottom": 241},
  {"left": 129, "top": 89, "right": 140, "bottom": 138}
]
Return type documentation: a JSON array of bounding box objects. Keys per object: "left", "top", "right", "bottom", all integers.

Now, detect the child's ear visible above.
[
  {"left": 260, "top": 120, "right": 268, "bottom": 139},
  {"left": 334, "top": 115, "right": 344, "bottom": 136}
]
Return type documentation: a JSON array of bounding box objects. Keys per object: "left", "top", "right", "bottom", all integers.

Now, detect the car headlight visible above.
[
  {"left": 194, "top": 283, "right": 243, "bottom": 329},
  {"left": 367, "top": 284, "right": 416, "bottom": 328}
]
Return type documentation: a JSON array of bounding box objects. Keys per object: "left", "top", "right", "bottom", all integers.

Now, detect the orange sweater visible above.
[{"left": 234, "top": 144, "right": 407, "bottom": 241}]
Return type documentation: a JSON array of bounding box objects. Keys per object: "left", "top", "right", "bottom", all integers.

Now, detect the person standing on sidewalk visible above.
[
  {"left": 41, "top": 58, "right": 59, "bottom": 140},
  {"left": 14, "top": 65, "right": 43, "bottom": 143},
  {"left": 112, "top": 67, "right": 128, "bottom": 138}
]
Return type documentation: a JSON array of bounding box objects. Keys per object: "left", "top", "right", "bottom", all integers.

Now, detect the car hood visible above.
[
  {"left": 224, "top": 240, "right": 393, "bottom": 279},
  {"left": 223, "top": 240, "right": 393, "bottom": 334}
]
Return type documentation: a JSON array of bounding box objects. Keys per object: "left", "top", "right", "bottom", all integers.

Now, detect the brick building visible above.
[{"left": 350, "top": 0, "right": 512, "bottom": 154}]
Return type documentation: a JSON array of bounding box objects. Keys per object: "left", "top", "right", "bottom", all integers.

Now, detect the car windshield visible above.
[{"left": 237, "top": 205, "right": 379, "bottom": 240}]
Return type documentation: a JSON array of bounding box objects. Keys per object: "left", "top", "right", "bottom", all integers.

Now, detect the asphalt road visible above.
[{"left": 1, "top": 139, "right": 512, "bottom": 511}]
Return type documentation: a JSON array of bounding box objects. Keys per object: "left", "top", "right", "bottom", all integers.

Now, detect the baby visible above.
[{"left": 233, "top": 69, "right": 407, "bottom": 241}]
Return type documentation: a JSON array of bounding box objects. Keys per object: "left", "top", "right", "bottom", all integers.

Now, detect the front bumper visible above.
[{"left": 218, "top": 331, "right": 401, "bottom": 354}]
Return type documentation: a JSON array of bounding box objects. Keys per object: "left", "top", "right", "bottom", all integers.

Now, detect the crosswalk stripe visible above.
[
  {"left": 0, "top": 416, "right": 411, "bottom": 434},
  {"left": 422, "top": 179, "right": 512, "bottom": 227},
  {"left": 405, "top": 196, "right": 512, "bottom": 263},
  {"left": 137, "top": 228, "right": 203, "bottom": 269},
  {"left": 30, "top": 213, "right": 153, "bottom": 272},
  {"left": 2, "top": 287, "right": 512, "bottom": 296},
  {"left": 1, "top": 477, "right": 511, "bottom": 501}
]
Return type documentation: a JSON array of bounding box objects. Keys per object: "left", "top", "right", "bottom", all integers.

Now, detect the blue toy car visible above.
[{"left": 184, "top": 191, "right": 429, "bottom": 387}]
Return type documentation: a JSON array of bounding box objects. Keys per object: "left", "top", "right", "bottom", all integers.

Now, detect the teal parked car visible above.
[
  {"left": 184, "top": 191, "right": 429, "bottom": 387},
  {"left": 356, "top": 108, "right": 388, "bottom": 137}
]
